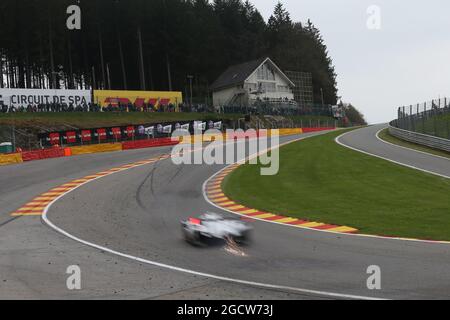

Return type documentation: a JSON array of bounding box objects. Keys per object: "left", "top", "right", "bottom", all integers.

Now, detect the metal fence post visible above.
[
  {"left": 409, "top": 105, "right": 413, "bottom": 132},
  {"left": 404, "top": 106, "right": 407, "bottom": 130},
  {"left": 433, "top": 107, "right": 437, "bottom": 136},
  {"left": 447, "top": 118, "right": 450, "bottom": 139},
  {"left": 423, "top": 103, "right": 426, "bottom": 134}
]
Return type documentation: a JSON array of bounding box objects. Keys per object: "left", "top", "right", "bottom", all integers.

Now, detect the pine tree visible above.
[{"left": 0, "top": 0, "right": 338, "bottom": 105}]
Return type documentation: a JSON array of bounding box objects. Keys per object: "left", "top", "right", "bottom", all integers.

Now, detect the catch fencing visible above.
[
  {"left": 392, "top": 98, "right": 450, "bottom": 139},
  {"left": 390, "top": 97, "right": 450, "bottom": 152}
]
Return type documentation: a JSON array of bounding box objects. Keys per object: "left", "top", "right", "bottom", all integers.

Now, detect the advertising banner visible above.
[
  {"left": 93, "top": 90, "right": 183, "bottom": 108},
  {"left": 0, "top": 89, "right": 91, "bottom": 108},
  {"left": 81, "top": 130, "right": 92, "bottom": 142},
  {"left": 145, "top": 126, "right": 155, "bottom": 136},
  {"left": 66, "top": 131, "right": 77, "bottom": 144},
  {"left": 194, "top": 121, "right": 206, "bottom": 131},
  {"left": 163, "top": 125, "right": 172, "bottom": 134}
]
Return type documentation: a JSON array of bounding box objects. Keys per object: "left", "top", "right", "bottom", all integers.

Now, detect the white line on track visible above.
[
  {"left": 375, "top": 126, "right": 450, "bottom": 162},
  {"left": 336, "top": 127, "right": 449, "bottom": 180},
  {"left": 41, "top": 133, "right": 384, "bottom": 301}
]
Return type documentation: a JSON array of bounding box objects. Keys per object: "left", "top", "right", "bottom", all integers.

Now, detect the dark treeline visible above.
[{"left": 0, "top": 0, "right": 338, "bottom": 104}]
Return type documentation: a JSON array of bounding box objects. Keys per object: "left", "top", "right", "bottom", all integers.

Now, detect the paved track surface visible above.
[
  {"left": 338, "top": 125, "right": 450, "bottom": 178},
  {"left": 1, "top": 127, "right": 450, "bottom": 299}
]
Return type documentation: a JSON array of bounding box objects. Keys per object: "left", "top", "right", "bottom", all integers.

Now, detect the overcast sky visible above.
[{"left": 256, "top": 0, "right": 450, "bottom": 124}]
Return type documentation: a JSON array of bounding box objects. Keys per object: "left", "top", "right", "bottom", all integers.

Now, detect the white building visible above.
[{"left": 211, "top": 57, "right": 296, "bottom": 108}]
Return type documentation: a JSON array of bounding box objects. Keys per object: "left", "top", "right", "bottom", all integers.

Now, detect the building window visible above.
[
  {"left": 258, "top": 82, "right": 276, "bottom": 93},
  {"left": 245, "top": 83, "right": 258, "bottom": 92},
  {"left": 257, "top": 64, "right": 275, "bottom": 81},
  {"left": 277, "top": 85, "right": 290, "bottom": 93}
]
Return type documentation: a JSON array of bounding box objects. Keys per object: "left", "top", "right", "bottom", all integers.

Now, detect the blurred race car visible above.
[{"left": 181, "top": 212, "right": 252, "bottom": 246}]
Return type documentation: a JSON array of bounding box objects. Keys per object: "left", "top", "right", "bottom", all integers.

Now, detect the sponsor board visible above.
[
  {"left": 0, "top": 89, "right": 91, "bottom": 107},
  {"left": 93, "top": 90, "right": 183, "bottom": 108}
]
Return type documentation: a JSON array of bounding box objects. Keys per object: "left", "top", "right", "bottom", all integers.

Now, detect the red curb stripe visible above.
[
  {"left": 13, "top": 210, "right": 44, "bottom": 214},
  {"left": 232, "top": 207, "right": 253, "bottom": 212},
  {"left": 313, "top": 224, "right": 338, "bottom": 230},
  {"left": 264, "top": 215, "right": 287, "bottom": 221},
  {"left": 286, "top": 220, "right": 309, "bottom": 225},
  {"left": 245, "top": 211, "right": 269, "bottom": 217},
  {"left": 220, "top": 203, "right": 239, "bottom": 208}
]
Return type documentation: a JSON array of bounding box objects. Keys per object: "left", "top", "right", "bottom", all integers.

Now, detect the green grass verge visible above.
[
  {"left": 0, "top": 112, "right": 336, "bottom": 130},
  {"left": 223, "top": 129, "right": 450, "bottom": 240},
  {"left": 378, "top": 128, "right": 450, "bottom": 159},
  {"left": 0, "top": 112, "right": 243, "bottom": 129}
]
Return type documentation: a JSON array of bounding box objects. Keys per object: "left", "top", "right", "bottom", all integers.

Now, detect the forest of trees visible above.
[{"left": 0, "top": 0, "right": 338, "bottom": 105}]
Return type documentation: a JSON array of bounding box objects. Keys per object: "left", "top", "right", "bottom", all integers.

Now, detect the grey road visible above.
[
  {"left": 337, "top": 124, "right": 450, "bottom": 178},
  {"left": 1, "top": 127, "right": 450, "bottom": 299}
]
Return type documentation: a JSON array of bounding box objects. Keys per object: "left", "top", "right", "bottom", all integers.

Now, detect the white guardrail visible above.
[{"left": 388, "top": 123, "right": 450, "bottom": 153}]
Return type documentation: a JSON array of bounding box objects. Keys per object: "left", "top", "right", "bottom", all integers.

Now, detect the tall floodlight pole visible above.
[
  {"left": 162, "top": 0, "right": 173, "bottom": 91},
  {"left": 187, "top": 75, "right": 194, "bottom": 107},
  {"left": 137, "top": 26, "right": 146, "bottom": 91},
  {"left": 98, "top": 28, "right": 106, "bottom": 89},
  {"left": 106, "top": 63, "right": 111, "bottom": 90},
  {"left": 48, "top": 15, "right": 56, "bottom": 89},
  {"left": 115, "top": 0, "right": 127, "bottom": 90},
  {"left": 92, "top": 66, "right": 96, "bottom": 90}
]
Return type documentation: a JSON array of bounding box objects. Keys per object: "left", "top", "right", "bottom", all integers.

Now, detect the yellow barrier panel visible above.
[
  {"left": 70, "top": 143, "right": 123, "bottom": 156},
  {"left": 277, "top": 128, "right": 303, "bottom": 136},
  {"left": 93, "top": 90, "right": 183, "bottom": 108},
  {"left": 0, "top": 153, "right": 23, "bottom": 166}
]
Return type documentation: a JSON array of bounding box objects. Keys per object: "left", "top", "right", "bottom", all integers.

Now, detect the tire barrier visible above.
[
  {"left": 69, "top": 143, "right": 123, "bottom": 156},
  {"left": 21, "top": 147, "right": 65, "bottom": 162},
  {"left": 0, "top": 153, "right": 23, "bottom": 166},
  {"left": 122, "top": 138, "right": 179, "bottom": 150}
]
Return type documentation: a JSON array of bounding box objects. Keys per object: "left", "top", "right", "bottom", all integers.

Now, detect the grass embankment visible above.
[
  {"left": 0, "top": 112, "right": 242, "bottom": 129},
  {"left": 0, "top": 112, "right": 336, "bottom": 130},
  {"left": 378, "top": 129, "right": 450, "bottom": 159},
  {"left": 224, "top": 129, "right": 450, "bottom": 240}
]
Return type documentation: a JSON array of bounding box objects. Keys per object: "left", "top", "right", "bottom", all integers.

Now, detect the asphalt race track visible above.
[
  {"left": 1, "top": 127, "right": 450, "bottom": 300},
  {"left": 337, "top": 124, "right": 450, "bottom": 178}
]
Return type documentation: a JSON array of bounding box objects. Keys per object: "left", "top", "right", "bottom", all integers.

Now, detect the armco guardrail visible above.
[{"left": 388, "top": 123, "right": 450, "bottom": 152}]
